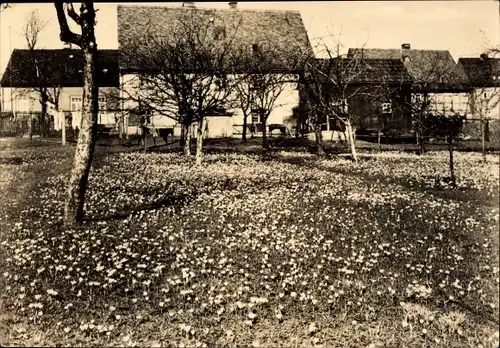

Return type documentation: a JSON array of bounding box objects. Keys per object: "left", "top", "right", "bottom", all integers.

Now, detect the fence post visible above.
[{"left": 62, "top": 112, "right": 66, "bottom": 146}]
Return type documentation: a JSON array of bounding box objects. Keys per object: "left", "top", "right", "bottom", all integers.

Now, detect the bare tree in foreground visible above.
[
  {"left": 55, "top": 2, "right": 99, "bottom": 225},
  {"left": 121, "top": 11, "right": 240, "bottom": 164}
]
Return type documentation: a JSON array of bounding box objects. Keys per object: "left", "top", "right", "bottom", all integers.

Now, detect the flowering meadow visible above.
[{"left": 0, "top": 143, "right": 499, "bottom": 347}]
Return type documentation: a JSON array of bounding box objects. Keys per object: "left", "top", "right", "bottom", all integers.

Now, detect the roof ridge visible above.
[
  {"left": 12, "top": 48, "right": 118, "bottom": 52},
  {"left": 117, "top": 4, "right": 301, "bottom": 15},
  {"left": 352, "top": 47, "right": 450, "bottom": 53},
  {"left": 459, "top": 56, "right": 500, "bottom": 60}
]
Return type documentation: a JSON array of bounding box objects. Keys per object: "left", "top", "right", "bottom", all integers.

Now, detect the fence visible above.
[
  {"left": 0, "top": 112, "right": 62, "bottom": 138},
  {"left": 462, "top": 118, "right": 500, "bottom": 143}
]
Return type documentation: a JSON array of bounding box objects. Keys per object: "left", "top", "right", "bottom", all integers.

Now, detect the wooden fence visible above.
[{"left": 0, "top": 112, "right": 53, "bottom": 137}]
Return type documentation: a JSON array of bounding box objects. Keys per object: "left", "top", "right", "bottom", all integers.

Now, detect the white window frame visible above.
[
  {"left": 381, "top": 102, "right": 392, "bottom": 114},
  {"left": 71, "top": 96, "right": 106, "bottom": 111},
  {"left": 98, "top": 96, "right": 106, "bottom": 111},
  {"left": 70, "top": 96, "right": 83, "bottom": 111},
  {"left": 332, "top": 99, "right": 348, "bottom": 114}
]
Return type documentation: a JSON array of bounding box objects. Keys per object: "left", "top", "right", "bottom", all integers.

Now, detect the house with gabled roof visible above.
[
  {"left": 348, "top": 44, "right": 473, "bottom": 120},
  {"left": 458, "top": 54, "right": 500, "bottom": 120},
  {"left": 116, "top": 3, "right": 313, "bottom": 138},
  {"left": 1, "top": 48, "right": 120, "bottom": 132},
  {"left": 305, "top": 57, "right": 414, "bottom": 138}
]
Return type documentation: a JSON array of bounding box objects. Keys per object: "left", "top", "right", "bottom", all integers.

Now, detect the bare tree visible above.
[
  {"left": 303, "top": 39, "right": 374, "bottom": 161},
  {"left": 120, "top": 11, "right": 241, "bottom": 165},
  {"left": 232, "top": 46, "right": 298, "bottom": 149},
  {"left": 24, "top": 9, "right": 47, "bottom": 50},
  {"left": 397, "top": 52, "right": 469, "bottom": 155},
  {"left": 55, "top": 2, "right": 99, "bottom": 225},
  {"left": 423, "top": 114, "right": 465, "bottom": 187},
  {"left": 20, "top": 10, "right": 64, "bottom": 139}
]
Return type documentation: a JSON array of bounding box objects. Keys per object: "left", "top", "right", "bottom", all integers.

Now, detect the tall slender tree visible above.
[{"left": 55, "top": 2, "right": 99, "bottom": 225}]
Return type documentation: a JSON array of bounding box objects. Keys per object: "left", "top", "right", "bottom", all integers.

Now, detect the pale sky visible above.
[{"left": 0, "top": 1, "right": 499, "bottom": 75}]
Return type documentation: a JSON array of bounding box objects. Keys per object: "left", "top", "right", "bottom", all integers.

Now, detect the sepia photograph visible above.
[{"left": 0, "top": 1, "right": 499, "bottom": 346}]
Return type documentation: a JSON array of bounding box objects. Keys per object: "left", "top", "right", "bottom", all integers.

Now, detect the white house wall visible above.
[
  {"left": 412, "top": 92, "right": 472, "bottom": 117},
  {"left": 122, "top": 73, "right": 299, "bottom": 138},
  {"left": 472, "top": 87, "right": 500, "bottom": 120}
]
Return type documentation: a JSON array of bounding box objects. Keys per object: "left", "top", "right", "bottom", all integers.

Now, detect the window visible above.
[
  {"left": 381, "top": 102, "right": 392, "bottom": 114},
  {"left": 332, "top": 99, "right": 348, "bottom": 114},
  {"left": 71, "top": 96, "right": 106, "bottom": 111},
  {"left": 251, "top": 107, "right": 265, "bottom": 124},
  {"left": 98, "top": 96, "right": 106, "bottom": 111},
  {"left": 71, "top": 96, "right": 82, "bottom": 111}
]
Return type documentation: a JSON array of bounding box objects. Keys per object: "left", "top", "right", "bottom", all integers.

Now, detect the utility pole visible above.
[{"left": 0, "top": 5, "right": 12, "bottom": 114}]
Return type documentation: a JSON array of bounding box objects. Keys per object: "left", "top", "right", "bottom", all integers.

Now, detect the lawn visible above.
[{"left": 0, "top": 139, "right": 499, "bottom": 347}]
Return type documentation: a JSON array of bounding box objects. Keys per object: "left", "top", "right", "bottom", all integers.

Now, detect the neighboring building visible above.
[
  {"left": 0, "top": 48, "right": 120, "bottom": 132},
  {"left": 458, "top": 54, "right": 500, "bottom": 120},
  {"left": 304, "top": 57, "right": 413, "bottom": 139},
  {"left": 458, "top": 54, "right": 500, "bottom": 142},
  {"left": 349, "top": 44, "right": 473, "bottom": 121},
  {"left": 117, "top": 3, "right": 313, "bottom": 138}
]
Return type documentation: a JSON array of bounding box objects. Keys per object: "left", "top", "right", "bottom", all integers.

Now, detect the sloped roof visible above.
[
  {"left": 458, "top": 57, "right": 500, "bottom": 87},
  {"left": 348, "top": 48, "right": 470, "bottom": 91},
  {"left": 1, "top": 49, "right": 119, "bottom": 88},
  {"left": 117, "top": 5, "right": 314, "bottom": 73},
  {"left": 312, "top": 58, "right": 413, "bottom": 85}
]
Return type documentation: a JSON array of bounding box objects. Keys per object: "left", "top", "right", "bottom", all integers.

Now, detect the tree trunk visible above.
[
  {"left": 346, "top": 120, "right": 358, "bottom": 163},
  {"left": 262, "top": 120, "right": 268, "bottom": 150},
  {"left": 40, "top": 97, "right": 48, "bottom": 138},
  {"left": 481, "top": 118, "right": 487, "bottom": 163},
  {"left": 314, "top": 122, "right": 325, "bottom": 156},
  {"left": 195, "top": 117, "right": 204, "bottom": 165},
  {"left": 377, "top": 129, "right": 381, "bottom": 151},
  {"left": 29, "top": 113, "right": 33, "bottom": 142},
  {"left": 180, "top": 123, "right": 186, "bottom": 148},
  {"left": 416, "top": 130, "right": 426, "bottom": 156},
  {"left": 184, "top": 123, "right": 191, "bottom": 156},
  {"left": 64, "top": 47, "right": 98, "bottom": 225},
  {"left": 242, "top": 113, "right": 248, "bottom": 142},
  {"left": 61, "top": 112, "right": 66, "bottom": 146},
  {"left": 448, "top": 137, "right": 456, "bottom": 187}
]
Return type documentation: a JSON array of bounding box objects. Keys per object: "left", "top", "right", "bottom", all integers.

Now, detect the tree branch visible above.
[
  {"left": 66, "top": 2, "right": 81, "bottom": 25},
  {"left": 54, "top": 2, "right": 81, "bottom": 46}
]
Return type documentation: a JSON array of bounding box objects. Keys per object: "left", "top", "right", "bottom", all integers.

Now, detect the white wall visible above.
[
  {"left": 121, "top": 73, "right": 300, "bottom": 138},
  {"left": 413, "top": 92, "right": 472, "bottom": 117},
  {"left": 472, "top": 87, "right": 499, "bottom": 120}
]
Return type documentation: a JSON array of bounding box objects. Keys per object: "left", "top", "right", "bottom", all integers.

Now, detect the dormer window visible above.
[{"left": 403, "top": 56, "right": 410, "bottom": 63}]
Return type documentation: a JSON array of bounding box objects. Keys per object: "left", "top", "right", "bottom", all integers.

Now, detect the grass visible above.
[{"left": 0, "top": 138, "right": 498, "bottom": 347}]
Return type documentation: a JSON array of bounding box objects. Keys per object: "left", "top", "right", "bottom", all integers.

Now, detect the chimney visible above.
[
  {"left": 401, "top": 43, "right": 411, "bottom": 62},
  {"left": 182, "top": 2, "right": 195, "bottom": 8},
  {"left": 229, "top": 1, "right": 237, "bottom": 9}
]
